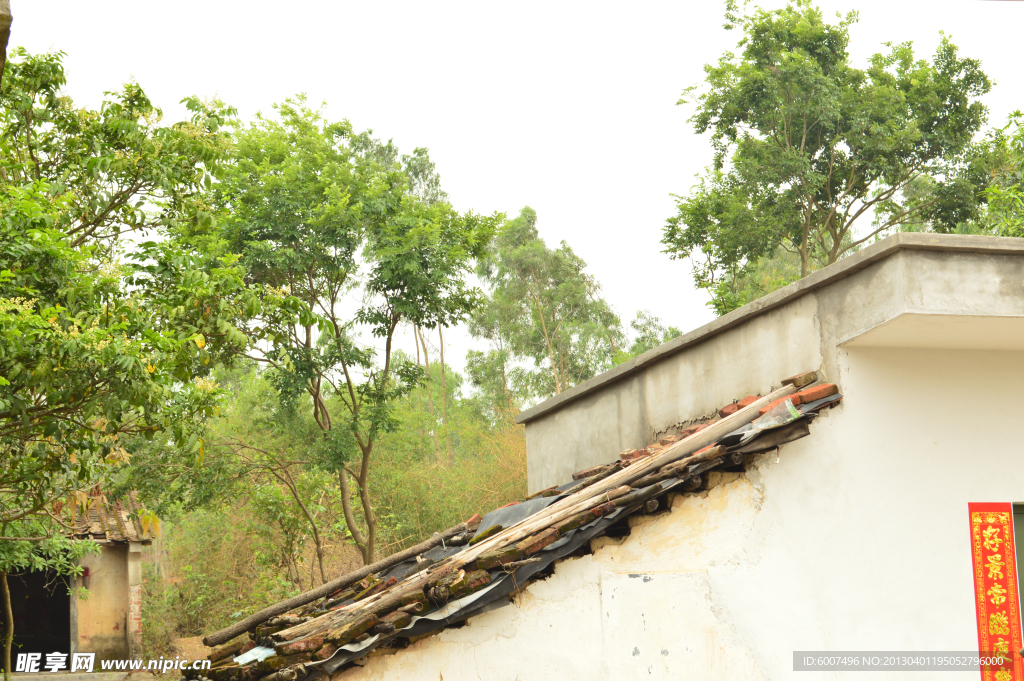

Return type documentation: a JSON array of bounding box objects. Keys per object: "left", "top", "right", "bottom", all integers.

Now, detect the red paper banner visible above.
[{"left": 969, "top": 502, "right": 1024, "bottom": 681}]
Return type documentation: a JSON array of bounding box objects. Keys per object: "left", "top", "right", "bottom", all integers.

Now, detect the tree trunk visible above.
[
  {"left": 356, "top": 449, "right": 376, "bottom": 564},
  {"left": 416, "top": 326, "right": 442, "bottom": 463},
  {"left": 2, "top": 569, "right": 12, "bottom": 681},
  {"left": 438, "top": 325, "right": 451, "bottom": 465},
  {"left": 794, "top": 201, "right": 811, "bottom": 276},
  {"left": 413, "top": 323, "right": 421, "bottom": 366},
  {"left": 800, "top": 219, "right": 810, "bottom": 277},
  {"left": 528, "top": 268, "right": 561, "bottom": 394},
  {"left": 337, "top": 468, "right": 367, "bottom": 558},
  {"left": 280, "top": 473, "right": 328, "bottom": 586},
  {"left": 0, "top": 0, "right": 11, "bottom": 84}
]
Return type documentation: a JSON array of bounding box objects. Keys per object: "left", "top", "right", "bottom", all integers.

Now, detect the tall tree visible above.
[
  {"left": 975, "top": 113, "right": 1024, "bottom": 236},
  {"left": 471, "top": 207, "right": 623, "bottom": 400},
  {"left": 0, "top": 49, "right": 254, "bottom": 670},
  {"left": 662, "top": 0, "right": 992, "bottom": 315},
  {"left": 612, "top": 311, "right": 682, "bottom": 365},
  {"left": 212, "top": 98, "right": 497, "bottom": 563}
]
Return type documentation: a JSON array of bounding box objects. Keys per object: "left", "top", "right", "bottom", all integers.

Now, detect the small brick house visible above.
[{"left": 6, "top": 492, "right": 152, "bottom": 666}]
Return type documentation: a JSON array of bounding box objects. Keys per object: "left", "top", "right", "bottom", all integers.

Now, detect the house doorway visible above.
[{"left": 0, "top": 570, "right": 71, "bottom": 670}]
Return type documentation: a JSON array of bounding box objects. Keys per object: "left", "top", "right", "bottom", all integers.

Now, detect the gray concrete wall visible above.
[{"left": 523, "top": 236, "right": 1024, "bottom": 492}]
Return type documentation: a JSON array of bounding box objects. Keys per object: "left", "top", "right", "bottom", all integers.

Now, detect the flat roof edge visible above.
[{"left": 516, "top": 233, "right": 1024, "bottom": 424}]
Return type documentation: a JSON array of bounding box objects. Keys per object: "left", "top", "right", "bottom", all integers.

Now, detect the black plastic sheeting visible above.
[
  {"left": 799, "top": 393, "right": 842, "bottom": 414},
  {"left": 309, "top": 407, "right": 832, "bottom": 675},
  {"left": 472, "top": 495, "right": 565, "bottom": 539}
]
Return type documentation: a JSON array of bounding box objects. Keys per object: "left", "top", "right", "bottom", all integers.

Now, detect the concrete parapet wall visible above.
[{"left": 522, "top": 234, "right": 1024, "bottom": 492}]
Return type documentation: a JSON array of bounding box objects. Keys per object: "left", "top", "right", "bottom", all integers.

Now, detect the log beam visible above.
[{"left": 202, "top": 518, "right": 480, "bottom": 647}]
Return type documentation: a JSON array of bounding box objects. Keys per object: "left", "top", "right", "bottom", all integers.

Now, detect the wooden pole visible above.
[
  {"left": 202, "top": 518, "right": 480, "bottom": 647},
  {"left": 451, "top": 385, "right": 796, "bottom": 565}
]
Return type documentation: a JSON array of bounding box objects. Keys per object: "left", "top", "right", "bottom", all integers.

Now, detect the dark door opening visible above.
[{"left": 0, "top": 570, "right": 71, "bottom": 670}]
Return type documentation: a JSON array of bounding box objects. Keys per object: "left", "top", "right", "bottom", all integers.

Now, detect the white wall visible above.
[{"left": 338, "top": 346, "right": 1024, "bottom": 680}]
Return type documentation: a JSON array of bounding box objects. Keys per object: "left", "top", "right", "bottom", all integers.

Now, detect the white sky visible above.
[{"left": 14, "top": 0, "right": 1024, "bottom": 381}]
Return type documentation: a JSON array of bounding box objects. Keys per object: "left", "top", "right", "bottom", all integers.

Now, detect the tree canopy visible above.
[
  {"left": 0, "top": 47, "right": 256, "bottom": 567},
  {"left": 0, "top": 47, "right": 268, "bottom": 670},
  {"left": 662, "top": 0, "right": 992, "bottom": 314},
  {"left": 469, "top": 207, "right": 623, "bottom": 403},
  {"left": 205, "top": 98, "right": 499, "bottom": 563}
]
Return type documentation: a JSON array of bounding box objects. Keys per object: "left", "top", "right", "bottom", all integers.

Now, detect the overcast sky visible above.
[{"left": 13, "top": 0, "right": 1024, "bottom": 378}]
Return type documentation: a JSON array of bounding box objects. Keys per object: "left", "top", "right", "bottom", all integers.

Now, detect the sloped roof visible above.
[
  {"left": 68, "top": 490, "right": 152, "bottom": 544},
  {"left": 198, "top": 374, "right": 841, "bottom": 680}
]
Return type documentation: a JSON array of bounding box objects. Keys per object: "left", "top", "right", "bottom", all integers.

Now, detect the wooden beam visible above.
[
  {"left": 449, "top": 384, "right": 797, "bottom": 567},
  {"left": 202, "top": 517, "right": 480, "bottom": 647}
]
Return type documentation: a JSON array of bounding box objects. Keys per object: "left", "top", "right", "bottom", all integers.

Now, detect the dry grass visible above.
[
  {"left": 373, "top": 416, "right": 528, "bottom": 551},
  {"left": 294, "top": 540, "right": 364, "bottom": 590},
  {"left": 140, "top": 500, "right": 366, "bottom": 657},
  {"left": 140, "top": 400, "right": 528, "bottom": 658},
  {"left": 172, "top": 636, "right": 208, "bottom": 661}
]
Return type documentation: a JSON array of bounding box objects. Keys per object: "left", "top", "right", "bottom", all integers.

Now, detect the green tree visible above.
[
  {"left": 471, "top": 207, "right": 623, "bottom": 401},
  {"left": 0, "top": 49, "right": 256, "bottom": 670},
  {"left": 612, "top": 311, "right": 682, "bottom": 364},
  {"left": 213, "top": 98, "right": 497, "bottom": 564},
  {"left": 204, "top": 366, "right": 338, "bottom": 587},
  {"left": 662, "top": 0, "right": 992, "bottom": 315},
  {"left": 0, "top": 0, "right": 9, "bottom": 81},
  {"left": 975, "top": 113, "right": 1024, "bottom": 236}
]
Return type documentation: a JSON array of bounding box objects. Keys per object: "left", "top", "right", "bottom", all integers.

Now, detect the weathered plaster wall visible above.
[
  {"left": 341, "top": 470, "right": 774, "bottom": 681},
  {"left": 524, "top": 289, "right": 827, "bottom": 493},
  {"left": 76, "top": 544, "right": 130, "bottom": 661},
  {"left": 341, "top": 346, "right": 1024, "bottom": 679}
]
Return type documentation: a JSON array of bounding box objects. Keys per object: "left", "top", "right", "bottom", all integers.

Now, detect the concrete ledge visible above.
[{"left": 516, "top": 233, "right": 1024, "bottom": 424}]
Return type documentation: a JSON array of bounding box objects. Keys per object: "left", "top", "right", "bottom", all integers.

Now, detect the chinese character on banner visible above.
[
  {"left": 15, "top": 653, "right": 42, "bottom": 673},
  {"left": 969, "top": 503, "right": 1024, "bottom": 681},
  {"left": 70, "top": 653, "right": 95, "bottom": 673},
  {"left": 43, "top": 653, "right": 68, "bottom": 673}
]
